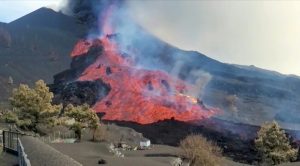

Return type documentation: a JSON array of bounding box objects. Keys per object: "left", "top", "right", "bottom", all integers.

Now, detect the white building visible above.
[{"left": 139, "top": 139, "right": 151, "bottom": 148}]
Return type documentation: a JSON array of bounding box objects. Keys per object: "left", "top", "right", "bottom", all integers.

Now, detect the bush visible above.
[
  {"left": 255, "top": 121, "right": 298, "bottom": 165},
  {"left": 16, "top": 119, "right": 32, "bottom": 130},
  {"left": 93, "top": 125, "right": 108, "bottom": 142},
  {"left": 0, "top": 110, "right": 18, "bottom": 123},
  {"left": 180, "top": 134, "right": 222, "bottom": 166}
]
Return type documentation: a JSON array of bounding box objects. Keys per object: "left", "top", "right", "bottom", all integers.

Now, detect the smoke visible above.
[
  {"left": 60, "top": 0, "right": 214, "bottom": 99},
  {"left": 61, "top": 0, "right": 96, "bottom": 25},
  {"left": 225, "top": 95, "right": 239, "bottom": 114},
  {"left": 61, "top": 0, "right": 125, "bottom": 34},
  {"left": 126, "top": 1, "right": 300, "bottom": 76},
  {"left": 58, "top": 0, "right": 300, "bottom": 141},
  {"left": 188, "top": 70, "right": 212, "bottom": 98}
]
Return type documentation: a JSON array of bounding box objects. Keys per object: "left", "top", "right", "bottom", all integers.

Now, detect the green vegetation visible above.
[
  {"left": 255, "top": 121, "right": 298, "bottom": 165},
  {"left": 88, "top": 110, "right": 103, "bottom": 141},
  {"left": 64, "top": 104, "right": 100, "bottom": 141},
  {"left": 0, "top": 110, "right": 18, "bottom": 123},
  {"left": 2, "top": 80, "right": 103, "bottom": 141},
  {"left": 10, "top": 80, "right": 62, "bottom": 131},
  {"left": 93, "top": 125, "right": 108, "bottom": 142},
  {"left": 180, "top": 134, "right": 222, "bottom": 166},
  {"left": 0, "top": 80, "right": 106, "bottom": 141}
]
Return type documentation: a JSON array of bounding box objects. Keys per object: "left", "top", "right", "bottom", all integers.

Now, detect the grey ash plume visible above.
[{"left": 62, "top": 0, "right": 124, "bottom": 30}]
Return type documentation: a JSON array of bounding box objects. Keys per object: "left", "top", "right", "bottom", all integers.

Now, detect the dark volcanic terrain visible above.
[
  {"left": 1, "top": 7, "right": 300, "bottom": 128},
  {"left": 0, "top": 8, "right": 86, "bottom": 106},
  {"left": 1, "top": 6, "right": 300, "bottom": 166}
]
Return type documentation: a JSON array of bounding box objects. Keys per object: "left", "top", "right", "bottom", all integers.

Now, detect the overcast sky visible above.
[{"left": 0, "top": 0, "right": 300, "bottom": 76}]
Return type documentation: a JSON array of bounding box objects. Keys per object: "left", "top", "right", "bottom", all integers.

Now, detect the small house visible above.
[{"left": 139, "top": 138, "right": 151, "bottom": 148}]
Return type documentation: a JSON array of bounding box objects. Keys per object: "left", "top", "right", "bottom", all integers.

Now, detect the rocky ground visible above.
[
  {"left": 48, "top": 122, "right": 300, "bottom": 166},
  {"left": 0, "top": 149, "right": 18, "bottom": 166},
  {"left": 48, "top": 124, "right": 248, "bottom": 166},
  {"left": 2, "top": 122, "right": 300, "bottom": 166}
]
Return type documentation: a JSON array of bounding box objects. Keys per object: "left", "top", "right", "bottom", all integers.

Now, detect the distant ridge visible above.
[
  {"left": 0, "top": 22, "right": 7, "bottom": 27},
  {"left": 0, "top": 7, "right": 300, "bottom": 126},
  {"left": 9, "top": 7, "right": 86, "bottom": 36},
  {"left": 0, "top": 7, "right": 86, "bottom": 105}
]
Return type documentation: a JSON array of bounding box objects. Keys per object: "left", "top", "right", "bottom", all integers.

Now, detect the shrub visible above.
[
  {"left": 93, "top": 125, "right": 108, "bottom": 142},
  {"left": 255, "top": 121, "right": 298, "bottom": 165},
  {"left": 180, "top": 134, "right": 222, "bottom": 166},
  {"left": 0, "top": 110, "right": 18, "bottom": 123}
]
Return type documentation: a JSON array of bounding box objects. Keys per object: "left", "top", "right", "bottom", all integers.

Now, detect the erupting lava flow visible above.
[{"left": 68, "top": 6, "right": 219, "bottom": 124}]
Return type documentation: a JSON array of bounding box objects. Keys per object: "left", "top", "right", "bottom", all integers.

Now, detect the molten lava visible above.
[
  {"left": 68, "top": 3, "right": 219, "bottom": 124},
  {"left": 70, "top": 35, "right": 219, "bottom": 124}
]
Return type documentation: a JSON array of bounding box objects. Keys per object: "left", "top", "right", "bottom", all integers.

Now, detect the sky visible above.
[
  {"left": 0, "top": 0, "right": 300, "bottom": 76},
  {"left": 0, "top": 0, "right": 62, "bottom": 22}
]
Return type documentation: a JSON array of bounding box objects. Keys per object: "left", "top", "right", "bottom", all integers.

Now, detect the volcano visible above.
[
  {"left": 2, "top": 3, "right": 300, "bottom": 164},
  {"left": 2, "top": 6, "right": 300, "bottom": 126},
  {"left": 50, "top": 1, "right": 300, "bottom": 127},
  {"left": 53, "top": 34, "right": 219, "bottom": 124},
  {"left": 50, "top": 2, "right": 222, "bottom": 124}
]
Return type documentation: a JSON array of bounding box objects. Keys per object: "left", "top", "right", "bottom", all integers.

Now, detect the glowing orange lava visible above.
[
  {"left": 71, "top": 36, "right": 219, "bottom": 124},
  {"left": 69, "top": 4, "right": 219, "bottom": 124}
]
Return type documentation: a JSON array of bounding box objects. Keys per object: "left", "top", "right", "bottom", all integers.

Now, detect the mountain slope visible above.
[
  {"left": 0, "top": 7, "right": 87, "bottom": 105},
  {"left": 52, "top": 21, "right": 300, "bottom": 126},
  {"left": 1, "top": 8, "right": 300, "bottom": 127}
]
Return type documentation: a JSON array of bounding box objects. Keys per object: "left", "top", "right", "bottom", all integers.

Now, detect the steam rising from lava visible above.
[{"left": 63, "top": 0, "right": 220, "bottom": 124}]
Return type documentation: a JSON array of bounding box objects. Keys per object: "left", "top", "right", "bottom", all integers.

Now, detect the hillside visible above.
[
  {"left": 52, "top": 24, "right": 300, "bottom": 127},
  {"left": 1, "top": 7, "right": 300, "bottom": 127},
  {"left": 0, "top": 8, "right": 87, "bottom": 106}
]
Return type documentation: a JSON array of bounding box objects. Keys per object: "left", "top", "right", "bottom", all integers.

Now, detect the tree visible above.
[
  {"left": 89, "top": 111, "right": 100, "bottom": 141},
  {"left": 255, "top": 121, "right": 298, "bottom": 165},
  {"left": 0, "top": 110, "right": 18, "bottom": 123},
  {"left": 180, "top": 134, "right": 222, "bottom": 166},
  {"left": 64, "top": 103, "right": 100, "bottom": 141},
  {"left": 10, "top": 80, "right": 62, "bottom": 131}
]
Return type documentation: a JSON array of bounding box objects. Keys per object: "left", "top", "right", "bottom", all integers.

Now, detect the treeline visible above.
[{"left": 0, "top": 80, "right": 104, "bottom": 141}]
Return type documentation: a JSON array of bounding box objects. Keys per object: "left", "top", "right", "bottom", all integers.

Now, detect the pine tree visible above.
[
  {"left": 89, "top": 111, "right": 100, "bottom": 141},
  {"left": 255, "top": 121, "right": 298, "bottom": 165},
  {"left": 10, "top": 80, "right": 62, "bottom": 131},
  {"left": 64, "top": 104, "right": 100, "bottom": 141}
]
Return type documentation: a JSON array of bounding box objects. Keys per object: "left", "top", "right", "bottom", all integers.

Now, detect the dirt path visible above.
[
  {"left": 21, "top": 136, "right": 82, "bottom": 166},
  {"left": 0, "top": 148, "right": 18, "bottom": 166},
  {"left": 50, "top": 141, "right": 179, "bottom": 166}
]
